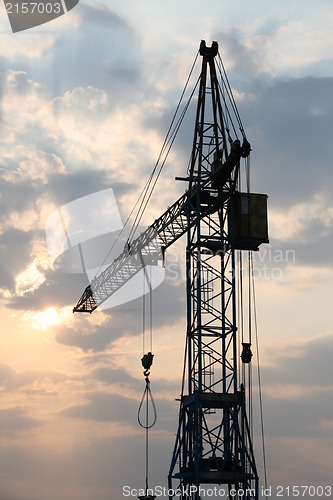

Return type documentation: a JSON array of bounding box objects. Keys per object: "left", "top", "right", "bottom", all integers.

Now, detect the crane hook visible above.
[
  {"left": 138, "top": 352, "right": 157, "bottom": 429},
  {"left": 141, "top": 351, "right": 154, "bottom": 378}
]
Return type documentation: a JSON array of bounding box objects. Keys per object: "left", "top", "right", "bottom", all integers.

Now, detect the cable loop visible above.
[{"left": 138, "top": 377, "right": 157, "bottom": 429}]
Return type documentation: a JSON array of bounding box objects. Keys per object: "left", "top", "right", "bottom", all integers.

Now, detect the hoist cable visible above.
[
  {"left": 94, "top": 51, "right": 200, "bottom": 278},
  {"left": 215, "top": 63, "right": 239, "bottom": 141},
  {"left": 248, "top": 252, "right": 252, "bottom": 346},
  {"left": 94, "top": 174, "right": 155, "bottom": 278},
  {"left": 246, "top": 155, "right": 251, "bottom": 193},
  {"left": 141, "top": 266, "right": 153, "bottom": 355},
  {"left": 149, "top": 265, "right": 153, "bottom": 353},
  {"left": 137, "top": 380, "right": 157, "bottom": 430},
  {"left": 217, "top": 53, "right": 246, "bottom": 138},
  {"left": 137, "top": 377, "right": 157, "bottom": 494},
  {"left": 249, "top": 359, "right": 253, "bottom": 441},
  {"left": 127, "top": 52, "right": 200, "bottom": 244},
  {"left": 142, "top": 269, "right": 146, "bottom": 355},
  {"left": 251, "top": 257, "right": 268, "bottom": 496},
  {"left": 239, "top": 249, "right": 245, "bottom": 386},
  {"left": 246, "top": 154, "right": 251, "bottom": 389},
  {"left": 139, "top": 263, "right": 156, "bottom": 494},
  {"left": 128, "top": 74, "right": 200, "bottom": 244}
]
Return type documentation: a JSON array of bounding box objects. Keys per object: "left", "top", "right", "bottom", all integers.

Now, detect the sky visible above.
[{"left": 0, "top": 1, "right": 333, "bottom": 499}]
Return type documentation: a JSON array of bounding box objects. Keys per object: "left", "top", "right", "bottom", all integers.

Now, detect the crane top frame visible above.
[
  {"left": 72, "top": 136, "right": 249, "bottom": 313},
  {"left": 73, "top": 40, "right": 267, "bottom": 315}
]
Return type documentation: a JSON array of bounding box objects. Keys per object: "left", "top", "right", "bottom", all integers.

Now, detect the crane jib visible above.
[{"left": 73, "top": 140, "right": 246, "bottom": 313}]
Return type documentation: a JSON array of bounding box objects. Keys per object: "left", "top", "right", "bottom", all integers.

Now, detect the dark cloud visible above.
[
  {"left": 55, "top": 278, "right": 185, "bottom": 352},
  {"left": 214, "top": 29, "right": 263, "bottom": 80},
  {"left": 0, "top": 228, "right": 34, "bottom": 290},
  {"left": 1, "top": 3, "right": 142, "bottom": 99},
  {"left": 0, "top": 15, "right": 332, "bottom": 500},
  {"left": 55, "top": 318, "right": 114, "bottom": 352},
  {"left": 59, "top": 389, "right": 178, "bottom": 434},
  {"left": 0, "top": 431, "right": 174, "bottom": 500},
  {"left": 263, "top": 334, "right": 333, "bottom": 387},
  {"left": 260, "top": 390, "right": 333, "bottom": 439},
  {"left": 0, "top": 180, "right": 40, "bottom": 215},
  {"left": 34, "top": 4, "right": 143, "bottom": 98},
  {"left": 0, "top": 362, "right": 67, "bottom": 393},
  {"left": 255, "top": 335, "right": 333, "bottom": 439},
  {"left": 7, "top": 271, "right": 88, "bottom": 310},
  {"left": 92, "top": 366, "right": 142, "bottom": 389},
  {"left": 78, "top": 3, "right": 134, "bottom": 32},
  {"left": 0, "top": 407, "right": 45, "bottom": 434},
  {"left": 59, "top": 391, "right": 138, "bottom": 424},
  {"left": 91, "top": 366, "right": 180, "bottom": 395},
  {"left": 241, "top": 76, "right": 333, "bottom": 206},
  {"left": 271, "top": 232, "right": 333, "bottom": 268}
]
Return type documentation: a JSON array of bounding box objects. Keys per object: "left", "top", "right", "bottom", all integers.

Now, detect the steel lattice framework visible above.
[
  {"left": 73, "top": 40, "right": 268, "bottom": 500},
  {"left": 168, "top": 41, "right": 258, "bottom": 499}
]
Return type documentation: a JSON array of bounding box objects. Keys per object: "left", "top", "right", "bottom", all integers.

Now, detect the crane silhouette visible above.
[{"left": 73, "top": 40, "right": 268, "bottom": 500}]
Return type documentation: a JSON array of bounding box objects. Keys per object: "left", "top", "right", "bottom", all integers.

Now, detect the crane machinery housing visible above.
[{"left": 73, "top": 40, "right": 269, "bottom": 500}]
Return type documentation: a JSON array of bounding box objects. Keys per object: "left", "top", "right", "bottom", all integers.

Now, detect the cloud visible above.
[
  {"left": 263, "top": 333, "right": 333, "bottom": 388},
  {"left": 0, "top": 362, "right": 67, "bottom": 393},
  {"left": 0, "top": 68, "right": 159, "bottom": 311},
  {"left": 0, "top": 407, "right": 45, "bottom": 434},
  {"left": 91, "top": 366, "right": 180, "bottom": 396},
  {"left": 3, "top": 148, "right": 66, "bottom": 185},
  {"left": 255, "top": 334, "right": 333, "bottom": 440},
  {"left": 0, "top": 228, "right": 34, "bottom": 290},
  {"left": 78, "top": 3, "right": 134, "bottom": 32},
  {"left": 59, "top": 388, "right": 178, "bottom": 435},
  {"left": 92, "top": 366, "right": 142, "bottom": 389},
  {"left": 241, "top": 76, "right": 333, "bottom": 205},
  {"left": 1, "top": 8, "right": 333, "bottom": 499},
  {"left": 55, "top": 316, "right": 114, "bottom": 352},
  {"left": 36, "top": 3, "right": 142, "bottom": 98},
  {"left": 59, "top": 391, "right": 139, "bottom": 425},
  {"left": 54, "top": 278, "right": 185, "bottom": 352},
  {"left": 213, "top": 29, "right": 263, "bottom": 79},
  {"left": 0, "top": 431, "right": 174, "bottom": 500}
]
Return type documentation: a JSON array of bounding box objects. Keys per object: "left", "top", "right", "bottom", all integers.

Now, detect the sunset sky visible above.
[{"left": 0, "top": 1, "right": 333, "bottom": 499}]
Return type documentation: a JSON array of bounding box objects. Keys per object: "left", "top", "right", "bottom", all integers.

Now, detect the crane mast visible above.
[
  {"left": 168, "top": 41, "right": 265, "bottom": 500},
  {"left": 73, "top": 40, "right": 268, "bottom": 500}
]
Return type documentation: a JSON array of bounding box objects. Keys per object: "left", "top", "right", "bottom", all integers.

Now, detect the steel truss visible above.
[
  {"left": 168, "top": 41, "right": 258, "bottom": 499},
  {"left": 73, "top": 40, "right": 262, "bottom": 500}
]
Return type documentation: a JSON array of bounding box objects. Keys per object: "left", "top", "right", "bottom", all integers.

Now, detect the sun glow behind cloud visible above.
[
  {"left": 23, "top": 306, "right": 73, "bottom": 331},
  {"left": 15, "top": 261, "right": 47, "bottom": 296}
]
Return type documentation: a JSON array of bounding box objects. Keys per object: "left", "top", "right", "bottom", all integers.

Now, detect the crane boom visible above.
[{"left": 73, "top": 140, "right": 245, "bottom": 313}]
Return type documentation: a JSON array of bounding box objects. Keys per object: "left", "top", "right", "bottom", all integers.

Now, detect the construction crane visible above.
[{"left": 73, "top": 40, "right": 268, "bottom": 500}]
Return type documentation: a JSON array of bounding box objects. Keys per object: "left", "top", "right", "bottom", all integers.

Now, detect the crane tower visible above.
[{"left": 73, "top": 40, "right": 268, "bottom": 500}]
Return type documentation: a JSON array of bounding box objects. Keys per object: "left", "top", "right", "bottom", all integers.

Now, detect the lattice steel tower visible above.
[
  {"left": 168, "top": 41, "right": 268, "bottom": 500},
  {"left": 73, "top": 40, "right": 268, "bottom": 500}
]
